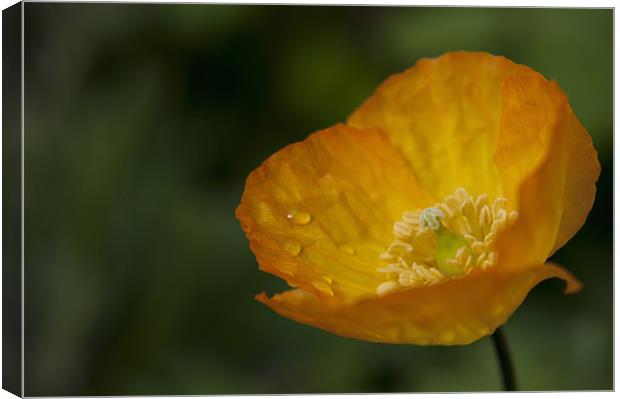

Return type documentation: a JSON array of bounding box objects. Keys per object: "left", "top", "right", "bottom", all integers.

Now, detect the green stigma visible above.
[{"left": 420, "top": 207, "right": 468, "bottom": 277}]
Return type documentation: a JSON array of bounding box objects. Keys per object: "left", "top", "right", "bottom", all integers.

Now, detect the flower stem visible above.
[{"left": 492, "top": 327, "right": 517, "bottom": 391}]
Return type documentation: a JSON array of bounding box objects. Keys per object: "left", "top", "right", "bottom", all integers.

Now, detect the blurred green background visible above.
[{"left": 23, "top": 5, "right": 612, "bottom": 395}]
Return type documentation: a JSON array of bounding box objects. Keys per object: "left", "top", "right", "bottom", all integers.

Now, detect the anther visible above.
[{"left": 419, "top": 207, "right": 445, "bottom": 230}]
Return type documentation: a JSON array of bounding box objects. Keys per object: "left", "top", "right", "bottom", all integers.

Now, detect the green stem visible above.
[{"left": 492, "top": 327, "right": 517, "bottom": 391}]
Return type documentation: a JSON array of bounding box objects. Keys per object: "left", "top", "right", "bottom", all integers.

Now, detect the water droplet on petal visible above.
[
  {"left": 339, "top": 245, "right": 355, "bottom": 255},
  {"left": 286, "top": 209, "right": 312, "bottom": 225},
  {"left": 312, "top": 280, "right": 333, "bottom": 296},
  {"left": 321, "top": 275, "right": 333, "bottom": 284},
  {"left": 283, "top": 240, "right": 302, "bottom": 256},
  {"left": 281, "top": 267, "right": 295, "bottom": 276}
]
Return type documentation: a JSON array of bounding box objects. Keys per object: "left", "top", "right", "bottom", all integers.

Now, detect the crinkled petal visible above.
[
  {"left": 257, "top": 263, "right": 581, "bottom": 345},
  {"left": 549, "top": 108, "right": 600, "bottom": 253},
  {"left": 347, "top": 50, "right": 600, "bottom": 270},
  {"left": 494, "top": 73, "right": 601, "bottom": 269},
  {"left": 348, "top": 51, "right": 525, "bottom": 200},
  {"left": 236, "top": 124, "right": 434, "bottom": 302}
]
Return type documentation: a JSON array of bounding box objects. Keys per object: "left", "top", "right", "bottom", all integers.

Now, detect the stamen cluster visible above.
[{"left": 377, "top": 188, "right": 518, "bottom": 296}]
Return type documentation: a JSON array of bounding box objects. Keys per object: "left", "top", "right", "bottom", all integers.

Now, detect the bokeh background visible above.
[{"left": 23, "top": 5, "right": 612, "bottom": 395}]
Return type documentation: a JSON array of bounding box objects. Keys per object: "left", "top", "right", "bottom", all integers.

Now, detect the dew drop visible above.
[
  {"left": 283, "top": 240, "right": 302, "bottom": 256},
  {"left": 286, "top": 209, "right": 312, "bottom": 225},
  {"left": 339, "top": 245, "right": 355, "bottom": 255},
  {"left": 321, "top": 275, "right": 333, "bottom": 284},
  {"left": 313, "top": 280, "right": 334, "bottom": 296}
]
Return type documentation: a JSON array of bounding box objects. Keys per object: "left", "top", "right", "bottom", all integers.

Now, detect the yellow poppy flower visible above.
[{"left": 236, "top": 51, "right": 600, "bottom": 345}]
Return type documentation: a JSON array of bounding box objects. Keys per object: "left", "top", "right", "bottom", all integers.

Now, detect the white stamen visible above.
[
  {"left": 419, "top": 207, "right": 445, "bottom": 230},
  {"left": 376, "top": 188, "right": 519, "bottom": 296}
]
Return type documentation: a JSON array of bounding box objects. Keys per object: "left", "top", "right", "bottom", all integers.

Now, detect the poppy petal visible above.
[
  {"left": 236, "top": 124, "right": 434, "bottom": 302},
  {"left": 348, "top": 51, "right": 524, "bottom": 200},
  {"left": 494, "top": 74, "right": 601, "bottom": 269},
  {"left": 549, "top": 108, "right": 600, "bottom": 254},
  {"left": 257, "top": 262, "right": 581, "bottom": 345}
]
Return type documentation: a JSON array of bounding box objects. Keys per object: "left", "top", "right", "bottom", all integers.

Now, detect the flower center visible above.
[{"left": 376, "top": 188, "right": 518, "bottom": 296}]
